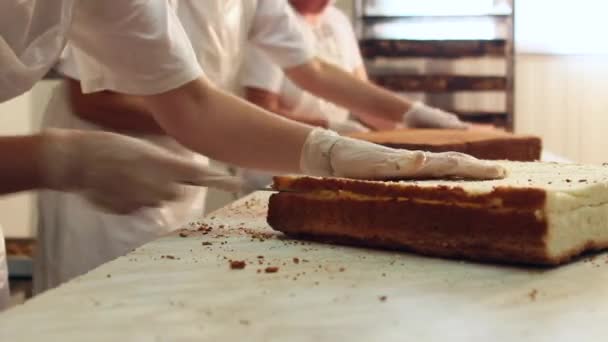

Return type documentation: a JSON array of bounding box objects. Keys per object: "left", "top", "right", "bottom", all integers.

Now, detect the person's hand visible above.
[
  {"left": 300, "top": 128, "right": 506, "bottom": 180},
  {"left": 40, "top": 129, "right": 242, "bottom": 214},
  {"left": 403, "top": 102, "right": 469, "bottom": 129},
  {"left": 327, "top": 119, "right": 370, "bottom": 134}
]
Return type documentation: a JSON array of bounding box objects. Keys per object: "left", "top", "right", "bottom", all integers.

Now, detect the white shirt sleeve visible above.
[
  {"left": 240, "top": 44, "right": 284, "bottom": 93},
  {"left": 66, "top": 1, "right": 203, "bottom": 95},
  {"left": 248, "top": 0, "right": 315, "bottom": 68}
]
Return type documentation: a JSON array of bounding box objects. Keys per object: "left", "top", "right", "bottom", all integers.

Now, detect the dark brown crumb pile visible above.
[
  {"left": 230, "top": 260, "right": 246, "bottom": 269},
  {"left": 264, "top": 266, "right": 279, "bottom": 273},
  {"left": 528, "top": 289, "right": 538, "bottom": 301}
]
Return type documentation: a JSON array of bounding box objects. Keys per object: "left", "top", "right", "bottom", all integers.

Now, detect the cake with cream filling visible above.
[{"left": 267, "top": 161, "right": 608, "bottom": 265}]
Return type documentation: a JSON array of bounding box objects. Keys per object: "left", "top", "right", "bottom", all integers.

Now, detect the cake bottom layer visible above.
[{"left": 267, "top": 194, "right": 608, "bottom": 266}]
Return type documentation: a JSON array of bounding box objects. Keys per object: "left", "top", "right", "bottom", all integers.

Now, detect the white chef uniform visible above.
[{"left": 34, "top": 0, "right": 315, "bottom": 293}]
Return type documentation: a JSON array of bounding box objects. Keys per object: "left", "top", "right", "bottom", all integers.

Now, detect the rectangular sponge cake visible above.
[
  {"left": 267, "top": 162, "right": 608, "bottom": 266},
  {"left": 349, "top": 129, "right": 542, "bottom": 161}
]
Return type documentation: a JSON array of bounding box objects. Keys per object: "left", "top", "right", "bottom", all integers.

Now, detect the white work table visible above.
[{"left": 1, "top": 192, "right": 608, "bottom": 341}]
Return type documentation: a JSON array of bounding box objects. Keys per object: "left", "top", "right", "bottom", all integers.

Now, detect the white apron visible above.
[
  {"left": 1, "top": 0, "right": 76, "bottom": 306},
  {"left": 34, "top": 0, "right": 258, "bottom": 294}
]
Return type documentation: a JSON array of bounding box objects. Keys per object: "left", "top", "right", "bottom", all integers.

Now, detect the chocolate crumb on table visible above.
[
  {"left": 264, "top": 266, "right": 279, "bottom": 273},
  {"left": 202, "top": 242, "right": 212, "bottom": 246},
  {"left": 293, "top": 257, "right": 300, "bottom": 264},
  {"left": 379, "top": 295, "right": 387, "bottom": 302},
  {"left": 528, "top": 289, "right": 538, "bottom": 301},
  {"left": 230, "top": 260, "right": 246, "bottom": 269}
]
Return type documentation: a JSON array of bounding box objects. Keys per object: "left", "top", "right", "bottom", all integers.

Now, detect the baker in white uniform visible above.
[
  {"left": 35, "top": 0, "right": 302, "bottom": 293},
  {"left": 242, "top": 0, "right": 468, "bottom": 134},
  {"left": 239, "top": 0, "right": 471, "bottom": 192},
  {"left": 2, "top": 0, "right": 505, "bottom": 307}
]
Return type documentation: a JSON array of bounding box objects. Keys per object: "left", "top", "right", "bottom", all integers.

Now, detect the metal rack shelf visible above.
[{"left": 354, "top": 0, "right": 515, "bottom": 131}]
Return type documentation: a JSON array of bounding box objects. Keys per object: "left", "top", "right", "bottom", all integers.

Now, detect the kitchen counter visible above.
[{"left": 1, "top": 192, "right": 607, "bottom": 341}]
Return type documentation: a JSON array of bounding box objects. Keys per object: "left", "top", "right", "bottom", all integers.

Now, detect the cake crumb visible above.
[
  {"left": 230, "top": 260, "right": 246, "bottom": 269},
  {"left": 202, "top": 242, "right": 212, "bottom": 246},
  {"left": 106, "top": 274, "right": 111, "bottom": 278},
  {"left": 293, "top": 257, "right": 300, "bottom": 264},
  {"left": 528, "top": 289, "right": 538, "bottom": 301},
  {"left": 265, "top": 266, "right": 279, "bottom": 273},
  {"left": 339, "top": 267, "right": 345, "bottom": 272},
  {"left": 179, "top": 232, "right": 188, "bottom": 238},
  {"left": 379, "top": 295, "right": 387, "bottom": 302}
]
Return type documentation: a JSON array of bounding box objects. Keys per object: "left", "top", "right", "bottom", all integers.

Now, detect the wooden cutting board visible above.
[{"left": 1, "top": 192, "right": 608, "bottom": 341}]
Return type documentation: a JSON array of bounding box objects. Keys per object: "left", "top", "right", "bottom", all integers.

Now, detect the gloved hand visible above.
[
  {"left": 40, "top": 129, "right": 242, "bottom": 214},
  {"left": 403, "top": 102, "right": 469, "bottom": 129},
  {"left": 300, "top": 128, "right": 506, "bottom": 180},
  {"left": 327, "top": 119, "right": 370, "bottom": 134}
]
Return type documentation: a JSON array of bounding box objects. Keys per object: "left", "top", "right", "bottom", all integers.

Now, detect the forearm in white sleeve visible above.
[
  {"left": 285, "top": 59, "right": 411, "bottom": 124},
  {"left": 146, "top": 78, "right": 312, "bottom": 174}
]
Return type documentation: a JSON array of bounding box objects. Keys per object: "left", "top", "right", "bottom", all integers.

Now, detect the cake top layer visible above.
[
  {"left": 274, "top": 162, "right": 608, "bottom": 211},
  {"left": 349, "top": 129, "right": 539, "bottom": 145}
]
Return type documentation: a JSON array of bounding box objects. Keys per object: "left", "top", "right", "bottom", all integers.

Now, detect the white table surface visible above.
[{"left": 1, "top": 192, "right": 607, "bottom": 341}]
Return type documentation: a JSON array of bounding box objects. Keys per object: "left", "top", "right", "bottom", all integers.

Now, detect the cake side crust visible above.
[
  {"left": 349, "top": 129, "right": 542, "bottom": 161},
  {"left": 267, "top": 194, "right": 552, "bottom": 265}
]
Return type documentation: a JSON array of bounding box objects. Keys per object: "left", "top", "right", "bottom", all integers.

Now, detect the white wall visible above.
[{"left": 515, "top": 55, "right": 608, "bottom": 164}]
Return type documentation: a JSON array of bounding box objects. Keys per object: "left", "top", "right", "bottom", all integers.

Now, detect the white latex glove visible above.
[
  {"left": 40, "top": 129, "right": 242, "bottom": 214},
  {"left": 327, "top": 119, "right": 370, "bottom": 134},
  {"left": 403, "top": 102, "right": 470, "bottom": 129},
  {"left": 300, "top": 128, "right": 506, "bottom": 180}
]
